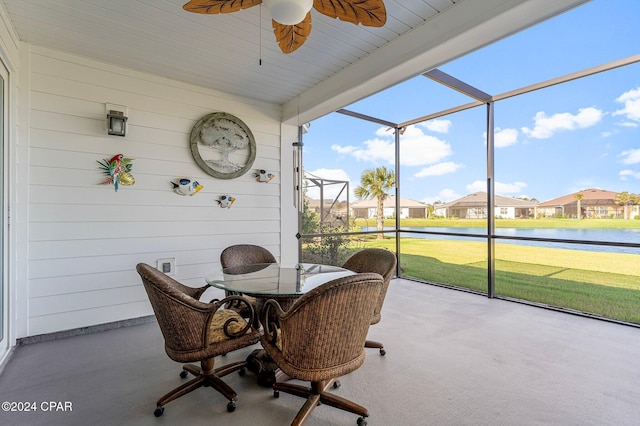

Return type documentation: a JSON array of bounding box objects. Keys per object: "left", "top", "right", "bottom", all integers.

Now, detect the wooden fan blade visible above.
[
  {"left": 313, "top": 0, "right": 386, "bottom": 27},
  {"left": 272, "top": 13, "right": 312, "bottom": 54},
  {"left": 183, "top": 0, "right": 261, "bottom": 14}
]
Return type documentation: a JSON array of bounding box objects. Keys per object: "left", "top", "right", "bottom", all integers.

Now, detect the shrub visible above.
[
  {"left": 301, "top": 199, "right": 320, "bottom": 235},
  {"left": 303, "top": 224, "right": 357, "bottom": 266}
]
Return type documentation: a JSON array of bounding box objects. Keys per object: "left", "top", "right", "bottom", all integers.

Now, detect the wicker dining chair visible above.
[
  {"left": 342, "top": 248, "right": 397, "bottom": 355},
  {"left": 220, "top": 244, "right": 277, "bottom": 268},
  {"left": 261, "top": 273, "right": 383, "bottom": 426},
  {"left": 220, "top": 244, "right": 277, "bottom": 322},
  {"left": 136, "top": 263, "right": 260, "bottom": 416}
]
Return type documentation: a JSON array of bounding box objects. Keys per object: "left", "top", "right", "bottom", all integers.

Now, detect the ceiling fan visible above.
[{"left": 183, "top": 0, "right": 387, "bottom": 54}]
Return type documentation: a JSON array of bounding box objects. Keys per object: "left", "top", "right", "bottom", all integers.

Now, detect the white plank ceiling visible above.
[{"left": 0, "top": 0, "right": 588, "bottom": 122}]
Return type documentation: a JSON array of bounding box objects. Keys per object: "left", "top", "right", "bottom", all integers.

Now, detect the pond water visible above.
[{"left": 360, "top": 226, "right": 640, "bottom": 254}]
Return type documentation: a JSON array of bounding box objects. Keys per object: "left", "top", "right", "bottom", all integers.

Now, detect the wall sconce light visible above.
[{"left": 107, "top": 110, "right": 127, "bottom": 136}]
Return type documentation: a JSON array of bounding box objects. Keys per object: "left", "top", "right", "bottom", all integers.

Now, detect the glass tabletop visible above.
[{"left": 205, "top": 263, "right": 355, "bottom": 296}]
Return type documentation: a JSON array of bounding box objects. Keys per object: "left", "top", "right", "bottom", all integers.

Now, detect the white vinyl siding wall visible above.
[{"left": 22, "top": 45, "right": 286, "bottom": 336}]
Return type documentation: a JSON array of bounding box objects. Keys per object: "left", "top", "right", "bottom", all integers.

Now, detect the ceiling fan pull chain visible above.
[{"left": 259, "top": 4, "right": 263, "bottom": 66}]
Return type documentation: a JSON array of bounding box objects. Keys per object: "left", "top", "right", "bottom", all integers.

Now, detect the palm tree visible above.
[
  {"left": 354, "top": 166, "right": 395, "bottom": 240},
  {"left": 631, "top": 193, "right": 640, "bottom": 219},
  {"left": 615, "top": 191, "right": 630, "bottom": 219},
  {"left": 426, "top": 203, "right": 435, "bottom": 219},
  {"left": 574, "top": 193, "right": 584, "bottom": 220}
]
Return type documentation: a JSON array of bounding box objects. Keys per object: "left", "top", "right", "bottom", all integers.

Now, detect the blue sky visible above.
[{"left": 302, "top": 0, "right": 640, "bottom": 205}]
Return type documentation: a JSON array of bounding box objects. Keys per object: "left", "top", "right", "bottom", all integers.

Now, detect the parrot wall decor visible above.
[{"left": 97, "top": 154, "right": 135, "bottom": 192}]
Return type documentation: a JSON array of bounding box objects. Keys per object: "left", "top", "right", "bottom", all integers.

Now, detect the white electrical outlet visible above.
[{"left": 156, "top": 257, "right": 176, "bottom": 276}]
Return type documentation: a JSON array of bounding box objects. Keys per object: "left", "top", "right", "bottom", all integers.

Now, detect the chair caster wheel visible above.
[
  {"left": 238, "top": 367, "right": 246, "bottom": 376},
  {"left": 357, "top": 416, "right": 367, "bottom": 425},
  {"left": 154, "top": 407, "right": 164, "bottom": 417},
  {"left": 333, "top": 380, "right": 341, "bottom": 389},
  {"left": 180, "top": 370, "right": 188, "bottom": 378},
  {"left": 227, "top": 402, "right": 236, "bottom": 412},
  {"left": 379, "top": 348, "right": 386, "bottom": 356},
  {"left": 273, "top": 390, "right": 280, "bottom": 398}
]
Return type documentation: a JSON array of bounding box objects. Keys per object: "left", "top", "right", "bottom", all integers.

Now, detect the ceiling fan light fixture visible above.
[{"left": 263, "top": 0, "right": 313, "bottom": 25}]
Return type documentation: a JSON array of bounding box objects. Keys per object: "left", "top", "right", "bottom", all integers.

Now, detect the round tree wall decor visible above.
[{"left": 189, "top": 112, "right": 256, "bottom": 179}]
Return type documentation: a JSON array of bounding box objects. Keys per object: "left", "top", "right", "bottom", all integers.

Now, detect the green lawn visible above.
[{"left": 326, "top": 236, "right": 640, "bottom": 324}]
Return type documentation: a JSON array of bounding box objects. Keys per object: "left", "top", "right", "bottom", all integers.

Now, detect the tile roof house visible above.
[
  {"left": 304, "top": 196, "right": 349, "bottom": 225},
  {"left": 536, "top": 188, "right": 637, "bottom": 219},
  {"left": 434, "top": 192, "right": 538, "bottom": 219},
  {"left": 351, "top": 196, "right": 428, "bottom": 219}
]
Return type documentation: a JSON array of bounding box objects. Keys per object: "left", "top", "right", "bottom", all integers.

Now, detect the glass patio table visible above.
[
  {"left": 206, "top": 262, "right": 355, "bottom": 303},
  {"left": 206, "top": 262, "right": 356, "bottom": 386}
]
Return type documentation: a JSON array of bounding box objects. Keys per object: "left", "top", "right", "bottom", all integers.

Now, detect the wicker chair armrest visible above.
[
  {"left": 190, "top": 285, "right": 211, "bottom": 301},
  {"left": 262, "top": 298, "right": 286, "bottom": 345},
  {"left": 136, "top": 264, "right": 215, "bottom": 312}
]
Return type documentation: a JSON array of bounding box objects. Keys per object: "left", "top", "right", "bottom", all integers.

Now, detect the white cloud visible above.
[
  {"left": 330, "top": 144, "right": 356, "bottom": 154},
  {"left": 466, "top": 180, "right": 527, "bottom": 195},
  {"left": 465, "top": 181, "right": 486, "bottom": 193},
  {"left": 619, "top": 169, "right": 640, "bottom": 180},
  {"left": 304, "top": 168, "right": 351, "bottom": 200},
  {"left": 619, "top": 148, "right": 640, "bottom": 165},
  {"left": 521, "top": 107, "right": 603, "bottom": 139},
  {"left": 613, "top": 87, "right": 640, "bottom": 123},
  {"left": 617, "top": 121, "right": 639, "bottom": 128},
  {"left": 331, "top": 125, "right": 452, "bottom": 167},
  {"left": 414, "top": 162, "right": 463, "bottom": 178},
  {"left": 484, "top": 127, "right": 519, "bottom": 148},
  {"left": 374, "top": 127, "right": 396, "bottom": 137},
  {"left": 422, "top": 188, "right": 461, "bottom": 205},
  {"left": 352, "top": 138, "right": 396, "bottom": 163},
  {"left": 399, "top": 125, "right": 453, "bottom": 166},
  {"left": 419, "top": 119, "right": 452, "bottom": 133}
]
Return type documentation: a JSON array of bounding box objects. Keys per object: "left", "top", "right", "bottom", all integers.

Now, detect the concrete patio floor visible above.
[{"left": 1, "top": 278, "right": 639, "bottom": 425}]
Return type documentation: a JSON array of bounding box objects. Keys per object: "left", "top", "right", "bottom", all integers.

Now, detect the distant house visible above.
[
  {"left": 305, "top": 196, "right": 332, "bottom": 215},
  {"left": 351, "top": 196, "right": 428, "bottom": 219},
  {"left": 536, "top": 188, "right": 635, "bottom": 219},
  {"left": 304, "top": 196, "right": 348, "bottom": 224},
  {"left": 433, "top": 192, "right": 538, "bottom": 219}
]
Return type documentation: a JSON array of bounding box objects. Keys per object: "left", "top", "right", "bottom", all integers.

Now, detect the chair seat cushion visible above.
[{"left": 208, "top": 309, "right": 252, "bottom": 343}]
